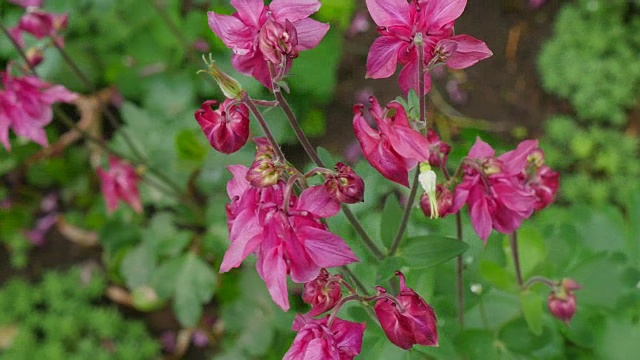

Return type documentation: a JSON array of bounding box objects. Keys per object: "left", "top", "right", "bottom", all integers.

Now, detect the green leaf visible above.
[
  {"left": 376, "top": 256, "right": 404, "bottom": 283},
  {"left": 175, "top": 129, "right": 208, "bottom": 164},
  {"left": 504, "top": 226, "right": 546, "bottom": 278},
  {"left": 479, "top": 260, "right": 518, "bottom": 292},
  {"left": 173, "top": 253, "right": 216, "bottom": 327},
  {"left": 120, "top": 242, "right": 156, "bottom": 288},
  {"left": 595, "top": 315, "right": 640, "bottom": 360},
  {"left": 398, "top": 235, "right": 468, "bottom": 269},
  {"left": 520, "top": 290, "right": 544, "bottom": 335},
  {"left": 316, "top": 146, "right": 338, "bottom": 168},
  {"left": 380, "top": 195, "right": 403, "bottom": 249},
  {"left": 498, "top": 317, "right": 552, "bottom": 354},
  {"left": 454, "top": 330, "right": 501, "bottom": 360}
]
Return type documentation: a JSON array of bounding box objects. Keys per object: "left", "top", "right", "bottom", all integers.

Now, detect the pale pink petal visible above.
[
  {"left": 271, "top": 0, "right": 321, "bottom": 23},
  {"left": 98, "top": 169, "right": 119, "bottom": 214},
  {"left": 259, "top": 244, "right": 290, "bottom": 311},
  {"left": 221, "top": 210, "right": 262, "bottom": 272},
  {"left": 297, "top": 185, "right": 340, "bottom": 218},
  {"left": 40, "top": 85, "right": 78, "bottom": 104},
  {"left": 425, "top": 0, "right": 467, "bottom": 30},
  {"left": 365, "top": 0, "right": 411, "bottom": 27},
  {"left": 299, "top": 226, "right": 359, "bottom": 268},
  {"left": 12, "top": 117, "right": 48, "bottom": 147},
  {"left": 230, "top": 0, "right": 265, "bottom": 28},
  {"left": 207, "top": 12, "right": 255, "bottom": 55},
  {"left": 499, "top": 139, "right": 538, "bottom": 174},
  {"left": 293, "top": 18, "right": 330, "bottom": 51},
  {"left": 468, "top": 137, "right": 495, "bottom": 159},
  {"left": 365, "top": 36, "right": 404, "bottom": 79},
  {"left": 439, "top": 34, "right": 492, "bottom": 69}
]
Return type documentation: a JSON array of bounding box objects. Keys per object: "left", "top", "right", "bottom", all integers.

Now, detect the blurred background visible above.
[{"left": 1, "top": 0, "right": 639, "bottom": 359}]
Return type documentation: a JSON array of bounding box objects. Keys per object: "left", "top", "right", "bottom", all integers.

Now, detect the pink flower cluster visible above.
[
  {"left": 97, "top": 156, "right": 143, "bottom": 214},
  {"left": 8, "top": 1, "right": 68, "bottom": 50},
  {"left": 284, "top": 314, "right": 365, "bottom": 360},
  {"left": 222, "top": 156, "right": 358, "bottom": 311},
  {"left": 0, "top": 67, "right": 77, "bottom": 151},
  {"left": 208, "top": 0, "right": 329, "bottom": 88},
  {"left": 365, "top": 0, "right": 492, "bottom": 94},
  {"left": 452, "top": 138, "right": 559, "bottom": 242}
]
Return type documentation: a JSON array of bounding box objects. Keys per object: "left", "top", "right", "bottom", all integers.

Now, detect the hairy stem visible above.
[
  {"left": 510, "top": 231, "right": 524, "bottom": 286},
  {"left": 388, "top": 34, "right": 427, "bottom": 256}
]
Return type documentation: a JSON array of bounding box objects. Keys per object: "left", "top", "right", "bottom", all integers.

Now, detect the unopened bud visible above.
[
  {"left": 427, "top": 129, "right": 451, "bottom": 167},
  {"left": 200, "top": 55, "right": 244, "bottom": 99},
  {"left": 420, "top": 184, "right": 453, "bottom": 219},
  {"left": 547, "top": 278, "right": 581, "bottom": 325},
  {"left": 324, "top": 162, "right": 365, "bottom": 204},
  {"left": 418, "top": 164, "right": 439, "bottom": 218},
  {"left": 26, "top": 47, "right": 44, "bottom": 67},
  {"left": 246, "top": 138, "right": 286, "bottom": 187}
]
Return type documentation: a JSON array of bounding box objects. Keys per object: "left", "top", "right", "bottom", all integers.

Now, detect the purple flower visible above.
[{"left": 208, "top": 0, "right": 330, "bottom": 88}]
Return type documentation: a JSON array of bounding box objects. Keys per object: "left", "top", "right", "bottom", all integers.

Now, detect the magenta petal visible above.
[
  {"left": 230, "top": 0, "right": 265, "bottom": 28},
  {"left": 398, "top": 59, "right": 432, "bottom": 96},
  {"left": 226, "top": 165, "right": 250, "bottom": 199},
  {"left": 470, "top": 197, "right": 492, "bottom": 242},
  {"left": 207, "top": 12, "right": 254, "bottom": 55},
  {"left": 271, "top": 0, "right": 321, "bottom": 23},
  {"left": 231, "top": 52, "right": 272, "bottom": 88},
  {"left": 499, "top": 139, "right": 538, "bottom": 174},
  {"left": 425, "top": 0, "right": 467, "bottom": 30},
  {"left": 293, "top": 18, "right": 330, "bottom": 51},
  {"left": 12, "top": 119, "right": 48, "bottom": 147},
  {"left": 365, "top": 36, "right": 404, "bottom": 79},
  {"left": 468, "top": 137, "right": 495, "bottom": 159},
  {"left": 259, "top": 245, "right": 290, "bottom": 311},
  {"left": 441, "top": 34, "right": 492, "bottom": 69},
  {"left": 221, "top": 211, "right": 262, "bottom": 272},
  {"left": 299, "top": 226, "right": 359, "bottom": 268},
  {"left": 365, "top": 0, "right": 411, "bottom": 27},
  {"left": 98, "top": 169, "right": 119, "bottom": 214},
  {"left": 0, "top": 113, "right": 11, "bottom": 151},
  {"left": 297, "top": 185, "right": 340, "bottom": 218},
  {"left": 387, "top": 126, "right": 430, "bottom": 163}
]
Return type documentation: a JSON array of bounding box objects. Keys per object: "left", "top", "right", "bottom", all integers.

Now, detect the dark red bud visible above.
[
  {"left": 302, "top": 269, "right": 343, "bottom": 316},
  {"left": 194, "top": 99, "right": 250, "bottom": 154},
  {"left": 420, "top": 184, "right": 453, "bottom": 218},
  {"left": 324, "top": 162, "right": 365, "bottom": 204}
]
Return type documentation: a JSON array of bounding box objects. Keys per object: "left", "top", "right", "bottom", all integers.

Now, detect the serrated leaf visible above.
[
  {"left": 380, "top": 195, "right": 403, "bottom": 249},
  {"left": 173, "top": 253, "right": 216, "bottom": 327},
  {"left": 520, "top": 290, "right": 544, "bottom": 336},
  {"left": 398, "top": 235, "right": 468, "bottom": 269}
]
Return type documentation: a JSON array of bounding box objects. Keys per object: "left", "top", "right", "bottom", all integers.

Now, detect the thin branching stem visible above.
[{"left": 510, "top": 231, "right": 524, "bottom": 286}]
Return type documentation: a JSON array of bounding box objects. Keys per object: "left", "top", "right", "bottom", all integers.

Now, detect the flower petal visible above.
[
  {"left": 299, "top": 226, "right": 359, "bottom": 268},
  {"left": 425, "top": 0, "right": 467, "bottom": 30},
  {"left": 297, "top": 185, "right": 340, "bottom": 218},
  {"left": 365, "top": 36, "right": 405, "bottom": 79},
  {"left": 293, "top": 18, "right": 330, "bottom": 51},
  {"left": 439, "top": 34, "right": 492, "bottom": 69},
  {"left": 207, "top": 12, "right": 254, "bottom": 55},
  {"left": 398, "top": 59, "right": 432, "bottom": 95},
  {"left": 230, "top": 0, "right": 265, "bottom": 28},
  {"left": 470, "top": 195, "right": 492, "bottom": 242},
  {"left": 365, "top": 0, "right": 411, "bottom": 27},
  {"left": 271, "top": 0, "right": 321, "bottom": 23},
  {"left": 468, "top": 137, "right": 495, "bottom": 159}
]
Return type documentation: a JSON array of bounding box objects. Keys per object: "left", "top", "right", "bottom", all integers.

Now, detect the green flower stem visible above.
[
  {"left": 388, "top": 34, "right": 427, "bottom": 257},
  {"left": 242, "top": 93, "right": 287, "bottom": 163},
  {"left": 523, "top": 276, "right": 556, "bottom": 290},
  {"left": 266, "top": 63, "right": 384, "bottom": 261},
  {"left": 510, "top": 231, "right": 524, "bottom": 286},
  {"left": 456, "top": 212, "right": 465, "bottom": 328}
]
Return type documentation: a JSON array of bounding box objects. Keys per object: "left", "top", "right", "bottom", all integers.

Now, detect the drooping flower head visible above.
[
  {"left": 374, "top": 271, "right": 438, "bottom": 349},
  {"left": 97, "top": 156, "right": 143, "bottom": 214},
  {"left": 284, "top": 314, "right": 365, "bottom": 360},
  {"left": 0, "top": 66, "right": 77, "bottom": 151},
  {"left": 302, "top": 268, "right": 343, "bottom": 317},
  {"left": 194, "top": 99, "right": 250, "bottom": 154},
  {"left": 208, "top": 0, "right": 330, "bottom": 88},
  {"left": 353, "top": 96, "right": 430, "bottom": 187},
  {"left": 365, "top": 0, "right": 492, "bottom": 94},
  {"left": 222, "top": 166, "right": 358, "bottom": 311},
  {"left": 452, "top": 138, "right": 538, "bottom": 242},
  {"left": 323, "top": 162, "right": 365, "bottom": 204},
  {"left": 547, "top": 278, "right": 581, "bottom": 325},
  {"left": 518, "top": 148, "right": 559, "bottom": 211}
]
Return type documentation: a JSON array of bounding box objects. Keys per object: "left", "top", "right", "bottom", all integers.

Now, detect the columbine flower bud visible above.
[
  {"left": 420, "top": 184, "right": 453, "bottom": 218},
  {"left": 284, "top": 314, "right": 365, "bottom": 360},
  {"left": 246, "top": 138, "right": 286, "bottom": 187},
  {"left": 323, "top": 162, "right": 365, "bottom": 204},
  {"left": 194, "top": 99, "right": 250, "bottom": 154},
  {"left": 25, "top": 47, "right": 44, "bottom": 67},
  {"left": 547, "top": 278, "right": 581, "bottom": 325},
  {"left": 259, "top": 18, "right": 299, "bottom": 65},
  {"left": 302, "top": 269, "right": 342, "bottom": 317},
  {"left": 201, "top": 55, "right": 244, "bottom": 99},
  {"left": 374, "top": 271, "right": 438, "bottom": 349},
  {"left": 418, "top": 163, "right": 439, "bottom": 218}
]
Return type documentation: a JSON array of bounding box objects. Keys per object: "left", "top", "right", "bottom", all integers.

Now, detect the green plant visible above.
[
  {"left": 538, "top": 0, "right": 640, "bottom": 125},
  {"left": 0, "top": 267, "right": 160, "bottom": 359}
]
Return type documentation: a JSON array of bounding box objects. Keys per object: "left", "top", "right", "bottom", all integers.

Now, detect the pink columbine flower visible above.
[
  {"left": 518, "top": 148, "right": 559, "bottom": 211},
  {"left": 365, "top": 0, "right": 492, "bottom": 94},
  {"left": 353, "top": 96, "right": 430, "bottom": 187},
  {"left": 208, "top": 0, "right": 330, "bottom": 88},
  {"left": 194, "top": 99, "right": 250, "bottom": 154},
  {"left": 284, "top": 314, "right": 365, "bottom": 360},
  {"left": 222, "top": 166, "right": 358, "bottom": 311},
  {"left": 374, "top": 271, "right": 438, "bottom": 349},
  {"left": 9, "top": 0, "right": 43, "bottom": 7},
  {"left": 0, "top": 67, "right": 77, "bottom": 151},
  {"left": 323, "top": 162, "right": 365, "bottom": 204},
  {"left": 452, "top": 138, "right": 538, "bottom": 242},
  {"left": 17, "top": 8, "right": 68, "bottom": 47},
  {"left": 97, "top": 156, "right": 143, "bottom": 214},
  {"left": 547, "top": 278, "right": 581, "bottom": 325},
  {"left": 302, "top": 268, "right": 343, "bottom": 317}
]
